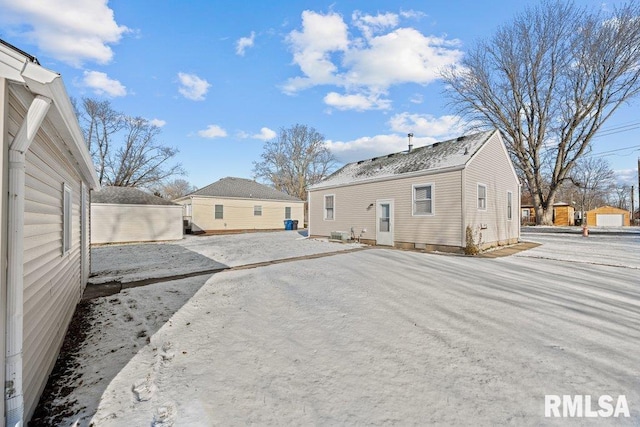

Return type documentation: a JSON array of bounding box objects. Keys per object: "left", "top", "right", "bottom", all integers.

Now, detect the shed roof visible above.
[
  {"left": 310, "top": 130, "right": 497, "bottom": 190},
  {"left": 185, "top": 177, "right": 302, "bottom": 202},
  {"left": 92, "top": 186, "right": 178, "bottom": 205}
]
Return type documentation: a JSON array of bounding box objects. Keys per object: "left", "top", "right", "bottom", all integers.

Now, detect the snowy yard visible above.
[{"left": 35, "top": 230, "right": 640, "bottom": 425}]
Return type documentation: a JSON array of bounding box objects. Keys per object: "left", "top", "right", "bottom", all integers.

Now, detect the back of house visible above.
[{"left": 308, "top": 130, "right": 520, "bottom": 252}]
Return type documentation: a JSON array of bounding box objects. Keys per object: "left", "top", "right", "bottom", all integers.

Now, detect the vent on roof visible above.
[
  {"left": 387, "top": 153, "right": 395, "bottom": 158},
  {"left": 357, "top": 160, "right": 364, "bottom": 164},
  {"left": 371, "top": 157, "right": 378, "bottom": 161},
  {"left": 457, "top": 136, "right": 465, "bottom": 141},
  {"left": 432, "top": 142, "right": 440, "bottom": 148}
]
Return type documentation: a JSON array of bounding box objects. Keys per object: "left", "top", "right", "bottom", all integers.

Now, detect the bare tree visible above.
[
  {"left": 442, "top": 1, "right": 640, "bottom": 224},
  {"left": 153, "top": 178, "right": 197, "bottom": 200},
  {"left": 609, "top": 184, "right": 631, "bottom": 210},
  {"left": 253, "top": 124, "right": 337, "bottom": 200},
  {"left": 76, "top": 97, "right": 184, "bottom": 188},
  {"left": 569, "top": 156, "right": 615, "bottom": 215}
]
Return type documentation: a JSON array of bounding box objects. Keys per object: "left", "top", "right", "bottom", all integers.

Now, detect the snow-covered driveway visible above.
[{"left": 78, "top": 231, "right": 640, "bottom": 426}]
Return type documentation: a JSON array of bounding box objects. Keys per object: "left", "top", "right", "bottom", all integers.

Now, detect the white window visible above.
[
  {"left": 214, "top": 204, "right": 223, "bottom": 219},
  {"left": 324, "top": 195, "right": 334, "bottom": 220},
  {"left": 285, "top": 206, "right": 291, "bottom": 219},
  {"left": 507, "top": 191, "right": 513, "bottom": 220},
  {"left": 63, "top": 184, "right": 72, "bottom": 254},
  {"left": 478, "top": 184, "right": 487, "bottom": 210},
  {"left": 254, "top": 205, "right": 262, "bottom": 216},
  {"left": 413, "top": 184, "right": 434, "bottom": 215}
]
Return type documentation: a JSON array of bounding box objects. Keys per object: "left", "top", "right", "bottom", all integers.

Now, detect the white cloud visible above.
[
  {"left": 409, "top": 93, "right": 424, "bottom": 104},
  {"left": 150, "top": 118, "right": 166, "bottom": 128},
  {"left": 177, "top": 72, "right": 211, "bottom": 101},
  {"left": 324, "top": 92, "right": 391, "bottom": 111},
  {"left": 388, "top": 112, "right": 465, "bottom": 136},
  {"left": 235, "top": 31, "right": 255, "bottom": 56},
  {"left": 326, "top": 113, "right": 467, "bottom": 163},
  {"left": 283, "top": 10, "right": 463, "bottom": 111},
  {"left": 0, "top": 0, "right": 129, "bottom": 67},
  {"left": 82, "top": 70, "right": 127, "bottom": 97},
  {"left": 197, "top": 125, "right": 227, "bottom": 139},
  {"left": 614, "top": 168, "right": 638, "bottom": 186},
  {"left": 253, "top": 127, "right": 276, "bottom": 141}
]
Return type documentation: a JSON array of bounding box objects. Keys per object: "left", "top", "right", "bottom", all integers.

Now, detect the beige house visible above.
[
  {"left": 175, "top": 177, "right": 304, "bottom": 233},
  {"left": 0, "top": 40, "right": 100, "bottom": 424},
  {"left": 91, "top": 186, "right": 183, "bottom": 244},
  {"left": 308, "top": 130, "right": 520, "bottom": 252}
]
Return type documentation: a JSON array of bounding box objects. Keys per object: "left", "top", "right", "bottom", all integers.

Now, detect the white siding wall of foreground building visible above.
[
  {"left": 1, "top": 39, "right": 100, "bottom": 424},
  {"left": 309, "top": 130, "right": 520, "bottom": 252}
]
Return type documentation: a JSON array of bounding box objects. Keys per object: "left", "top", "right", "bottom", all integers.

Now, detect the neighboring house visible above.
[
  {"left": 521, "top": 202, "right": 575, "bottom": 226},
  {"left": 586, "top": 205, "right": 630, "bottom": 227},
  {"left": 174, "top": 177, "right": 304, "bottom": 233},
  {"left": 308, "top": 130, "right": 520, "bottom": 252},
  {"left": 91, "top": 186, "right": 183, "bottom": 244},
  {"left": 0, "top": 40, "right": 100, "bottom": 424}
]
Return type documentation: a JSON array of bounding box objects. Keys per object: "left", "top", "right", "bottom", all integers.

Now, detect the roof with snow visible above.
[
  {"left": 92, "top": 186, "right": 178, "bottom": 205},
  {"left": 185, "top": 177, "right": 302, "bottom": 201},
  {"left": 310, "top": 130, "right": 498, "bottom": 190}
]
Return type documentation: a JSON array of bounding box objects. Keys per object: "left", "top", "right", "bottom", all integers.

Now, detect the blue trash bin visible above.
[{"left": 284, "top": 219, "right": 293, "bottom": 230}]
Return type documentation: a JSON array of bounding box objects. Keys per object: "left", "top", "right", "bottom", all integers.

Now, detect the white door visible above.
[
  {"left": 596, "top": 214, "right": 623, "bottom": 226},
  {"left": 376, "top": 200, "right": 394, "bottom": 246}
]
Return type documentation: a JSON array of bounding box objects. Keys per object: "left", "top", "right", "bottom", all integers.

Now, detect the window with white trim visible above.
[
  {"left": 507, "top": 191, "right": 513, "bottom": 220},
  {"left": 413, "top": 184, "right": 433, "bottom": 215},
  {"left": 63, "top": 184, "right": 72, "bottom": 254},
  {"left": 254, "top": 205, "right": 262, "bottom": 216},
  {"left": 214, "top": 204, "right": 223, "bottom": 219},
  {"left": 324, "top": 195, "right": 334, "bottom": 220},
  {"left": 285, "top": 206, "right": 291, "bottom": 219},
  {"left": 478, "top": 184, "right": 487, "bottom": 210}
]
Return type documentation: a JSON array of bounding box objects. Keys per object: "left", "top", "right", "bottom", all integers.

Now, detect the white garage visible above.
[
  {"left": 92, "top": 186, "right": 184, "bottom": 244},
  {"left": 596, "top": 214, "right": 624, "bottom": 227}
]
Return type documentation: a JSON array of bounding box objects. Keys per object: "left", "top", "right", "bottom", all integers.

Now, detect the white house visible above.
[
  {"left": 308, "top": 130, "right": 520, "bottom": 252},
  {"left": 175, "top": 177, "right": 304, "bottom": 233},
  {"left": 91, "top": 186, "right": 183, "bottom": 244},
  {"left": 0, "top": 39, "right": 100, "bottom": 424}
]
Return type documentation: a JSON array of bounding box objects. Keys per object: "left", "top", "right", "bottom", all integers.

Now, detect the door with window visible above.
[{"left": 376, "top": 199, "right": 394, "bottom": 246}]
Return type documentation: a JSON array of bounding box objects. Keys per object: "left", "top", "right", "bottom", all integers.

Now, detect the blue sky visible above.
[{"left": 1, "top": 0, "right": 638, "bottom": 189}]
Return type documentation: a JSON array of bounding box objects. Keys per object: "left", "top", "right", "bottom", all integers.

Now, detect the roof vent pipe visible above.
[{"left": 407, "top": 133, "right": 414, "bottom": 153}]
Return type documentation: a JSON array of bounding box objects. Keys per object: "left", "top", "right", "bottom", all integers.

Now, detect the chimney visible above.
[{"left": 407, "top": 133, "right": 414, "bottom": 153}]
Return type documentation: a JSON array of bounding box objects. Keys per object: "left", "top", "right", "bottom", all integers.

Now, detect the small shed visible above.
[
  {"left": 308, "top": 130, "right": 520, "bottom": 252},
  {"left": 174, "top": 177, "right": 305, "bottom": 233},
  {"left": 586, "top": 205, "right": 630, "bottom": 227},
  {"left": 91, "top": 186, "right": 183, "bottom": 244},
  {"left": 521, "top": 202, "right": 575, "bottom": 226}
]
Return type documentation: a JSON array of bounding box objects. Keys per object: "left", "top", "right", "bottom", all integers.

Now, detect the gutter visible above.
[{"left": 6, "top": 95, "right": 51, "bottom": 427}]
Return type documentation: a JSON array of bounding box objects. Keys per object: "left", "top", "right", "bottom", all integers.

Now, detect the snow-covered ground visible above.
[{"left": 37, "top": 231, "right": 640, "bottom": 425}]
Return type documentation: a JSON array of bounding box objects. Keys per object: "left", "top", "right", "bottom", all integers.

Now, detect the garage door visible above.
[{"left": 596, "top": 214, "right": 624, "bottom": 226}]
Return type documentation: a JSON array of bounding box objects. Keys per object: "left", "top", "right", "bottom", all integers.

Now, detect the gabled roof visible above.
[
  {"left": 0, "top": 38, "right": 100, "bottom": 189},
  {"left": 310, "top": 130, "right": 498, "bottom": 190},
  {"left": 92, "top": 186, "right": 178, "bottom": 205},
  {"left": 183, "top": 177, "right": 302, "bottom": 202}
]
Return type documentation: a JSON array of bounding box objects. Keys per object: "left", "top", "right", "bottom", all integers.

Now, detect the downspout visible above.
[{"left": 6, "top": 95, "right": 51, "bottom": 427}]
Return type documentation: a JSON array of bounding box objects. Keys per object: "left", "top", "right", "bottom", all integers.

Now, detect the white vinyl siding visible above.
[
  {"left": 177, "top": 197, "right": 304, "bottom": 232},
  {"left": 285, "top": 206, "right": 291, "bottom": 219},
  {"left": 91, "top": 204, "right": 184, "bottom": 244},
  {"left": 214, "top": 204, "right": 223, "bottom": 219},
  {"left": 324, "top": 194, "right": 335, "bottom": 220},
  {"left": 7, "top": 88, "right": 93, "bottom": 419},
  {"left": 254, "top": 205, "right": 262, "bottom": 216},
  {"left": 412, "top": 184, "right": 434, "bottom": 215},
  {"left": 477, "top": 184, "right": 487, "bottom": 210},
  {"left": 309, "top": 170, "right": 463, "bottom": 247}
]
